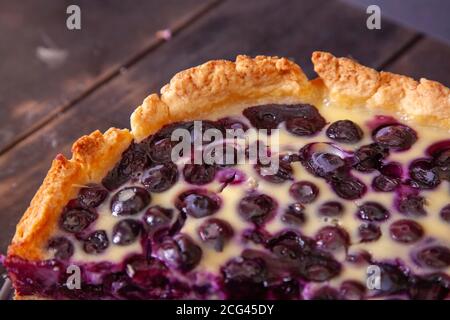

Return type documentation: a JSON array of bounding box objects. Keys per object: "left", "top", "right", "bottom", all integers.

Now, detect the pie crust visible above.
[{"left": 6, "top": 52, "right": 450, "bottom": 298}]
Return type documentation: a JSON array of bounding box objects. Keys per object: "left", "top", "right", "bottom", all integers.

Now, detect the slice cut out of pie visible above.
[{"left": 4, "top": 52, "right": 450, "bottom": 300}]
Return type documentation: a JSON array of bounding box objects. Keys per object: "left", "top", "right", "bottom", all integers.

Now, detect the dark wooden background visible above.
[{"left": 0, "top": 0, "right": 449, "bottom": 266}]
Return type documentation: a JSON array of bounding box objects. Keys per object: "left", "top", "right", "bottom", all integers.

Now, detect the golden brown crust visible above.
[
  {"left": 8, "top": 52, "right": 450, "bottom": 265},
  {"left": 312, "top": 51, "right": 450, "bottom": 129},
  {"left": 8, "top": 128, "right": 132, "bottom": 260}
]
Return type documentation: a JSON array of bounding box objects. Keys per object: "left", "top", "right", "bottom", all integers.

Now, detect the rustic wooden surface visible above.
[{"left": 0, "top": 0, "right": 448, "bottom": 260}]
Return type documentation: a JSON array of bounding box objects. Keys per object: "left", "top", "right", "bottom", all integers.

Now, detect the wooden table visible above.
[{"left": 0, "top": 0, "right": 449, "bottom": 265}]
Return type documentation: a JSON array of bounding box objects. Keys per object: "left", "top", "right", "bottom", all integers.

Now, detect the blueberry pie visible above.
[{"left": 5, "top": 52, "right": 450, "bottom": 299}]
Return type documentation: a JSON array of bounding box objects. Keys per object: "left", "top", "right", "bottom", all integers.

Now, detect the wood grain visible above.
[
  {"left": 0, "top": 0, "right": 427, "bottom": 256},
  {"left": 0, "top": 0, "right": 217, "bottom": 153},
  {"left": 385, "top": 37, "right": 450, "bottom": 87}
]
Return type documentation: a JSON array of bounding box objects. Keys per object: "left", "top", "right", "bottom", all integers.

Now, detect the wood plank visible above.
[
  {"left": 0, "top": 0, "right": 217, "bottom": 153},
  {"left": 385, "top": 37, "right": 450, "bottom": 87},
  {"left": 0, "top": 0, "right": 417, "bottom": 255}
]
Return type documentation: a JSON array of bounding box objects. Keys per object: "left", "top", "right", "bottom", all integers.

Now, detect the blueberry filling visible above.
[{"left": 10, "top": 104, "right": 449, "bottom": 300}]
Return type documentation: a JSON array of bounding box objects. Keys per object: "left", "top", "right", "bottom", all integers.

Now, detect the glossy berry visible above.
[
  {"left": 331, "top": 176, "right": 366, "bottom": 200},
  {"left": 270, "top": 279, "right": 300, "bottom": 300},
  {"left": 396, "top": 194, "right": 427, "bottom": 217},
  {"left": 183, "top": 164, "right": 216, "bottom": 185},
  {"left": 198, "top": 218, "right": 234, "bottom": 252},
  {"left": 238, "top": 193, "right": 277, "bottom": 226},
  {"left": 414, "top": 246, "right": 450, "bottom": 269},
  {"left": 340, "top": 281, "right": 366, "bottom": 300},
  {"left": 285, "top": 114, "right": 326, "bottom": 136},
  {"left": 47, "top": 237, "right": 74, "bottom": 260},
  {"left": 217, "top": 117, "right": 249, "bottom": 131},
  {"left": 102, "top": 142, "right": 149, "bottom": 190},
  {"left": 373, "top": 124, "right": 417, "bottom": 151},
  {"left": 243, "top": 104, "right": 286, "bottom": 131},
  {"left": 311, "top": 287, "right": 340, "bottom": 300},
  {"left": 318, "top": 201, "right": 344, "bottom": 217},
  {"left": 78, "top": 184, "right": 108, "bottom": 208},
  {"left": 242, "top": 229, "right": 271, "bottom": 245},
  {"left": 408, "top": 158, "right": 440, "bottom": 189},
  {"left": 282, "top": 203, "right": 307, "bottom": 226},
  {"left": 408, "top": 273, "right": 450, "bottom": 300},
  {"left": 372, "top": 174, "right": 399, "bottom": 192},
  {"left": 141, "top": 163, "right": 178, "bottom": 192},
  {"left": 353, "top": 143, "right": 389, "bottom": 172},
  {"left": 326, "top": 120, "right": 363, "bottom": 144},
  {"left": 346, "top": 250, "right": 372, "bottom": 265},
  {"left": 376, "top": 263, "right": 409, "bottom": 295},
  {"left": 110, "top": 187, "right": 151, "bottom": 216},
  {"left": 124, "top": 254, "right": 167, "bottom": 288},
  {"left": 358, "top": 223, "right": 381, "bottom": 242},
  {"left": 440, "top": 204, "right": 450, "bottom": 222},
  {"left": 176, "top": 189, "right": 221, "bottom": 218},
  {"left": 289, "top": 181, "right": 319, "bottom": 204},
  {"left": 142, "top": 206, "right": 173, "bottom": 235},
  {"left": 83, "top": 230, "right": 109, "bottom": 254},
  {"left": 112, "top": 219, "right": 142, "bottom": 246},
  {"left": 60, "top": 208, "right": 97, "bottom": 233},
  {"left": 301, "top": 148, "right": 347, "bottom": 179},
  {"left": 222, "top": 257, "right": 268, "bottom": 299},
  {"left": 356, "top": 202, "right": 390, "bottom": 222},
  {"left": 389, "top": 219, "right": 424, "bottom": 243},
  {"left": 315, "top": 226, "right": 350, "bottom": 252},
  {"left": 254, "top": 155, "right": 293, "bottom": 183},
  {"left": 157, "top": 234, "right": 202, "bottom": 272}
]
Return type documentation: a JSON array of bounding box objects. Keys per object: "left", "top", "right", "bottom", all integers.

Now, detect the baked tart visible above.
[{"left": 3, "top": 52, "right": 450, "bottom": 300}]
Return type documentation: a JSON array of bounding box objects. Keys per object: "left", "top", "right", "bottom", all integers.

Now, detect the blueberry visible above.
[
  {"left": 358, "top": 223, "right": 381, "bottom": 243},
  {"left": 356, "top": 202, "right": 390, "bottom": 222},
  {"left": 198, "top": 218, "right": 234, "bottom": 252},
  {"left": 353, "top": 143, "right": 389, "bottom": 172},
  {"left": 47, "top": 237, "right": 74, "bottom": 260},
  {"left": 141, "top": 162, "right": 178, "bottom": 192},
  {"left": 157, "top": 234, "right": 202, "bottom": 272},
  {"left": 270, "top": 279, "right": 301, "bottom": 300},
  {"left": 281, "top": 203, "right": 307, "bottom": 226},
  {"left": 243, "top": 104, "right": 285, "bottom": 131},
  {"left": 373, "top": 124, "right": 417, "bottom": 151},
  {"left": 331, "top": 175, "right": 366, "bottom": 200},
  {"left": 142, "top": 205, "right": 174, "bottom": 235},
  {"left": 285, "top": 115, "right": 326, "bottom": 136},
  {"left": 238, "top": 193, "right": 277, "bottom": 226},
  {"left": 102, "top": 142, "right": 149, "bottom": 190},
  {"left": 83, "top": 230, "right": 109, "bottom": 254},
  {"left": 176, "top": 189, "right": 221, "bottom": 218},
  {"left": 300, "top": 147, "right": 347, "bottom": 179},
  {"left": 124, "top": 255, "right": 168, "bottom": 288},
  {"left": 434, "top": 148, "right": 450, "bottom": 180},
  {"left": 60, "top": 208, "right": 97, "bottom": 233},
  {"left": 254, "top": 155, "right": 293, "bottom": 184},
  {"left": 389, "top": 219, "right": 424, "bottom": 244},
  {"left": 372, "top": 175, "right": 399, "bottom": 192},
  {"left": 242, "top": 229, "right": 271, "bottom": 245},
  {"left": 414, "top": 246, "right": 450, "bottom": 269},
  {"left": 408, "top": 273, "right": 450, "bottom": 300},
  {"left": 317, "top": 201, "right": 344, "bottom": 217},
  {"left": 326, "top": 120, "right": 363, "bottom": 144},
  {"left": 339, "top": 281, "right": 366, "bottom": 300},
  {"left": 396, "top": 194, "right": 427, "bottom": 217},
  {"left": 222, "top": 256, "right": 268, "bottom": 299},
  {"left": 183, "top": 164, "right": 216, "bottom": 185},
  {"left": 110, "top": 187, "right": 150, "bottom": 216},
  {"left": 78, "top": 184, "right": 108, "bottom": 208},
  {"left": 112, "top": 219, "right": 142, "bottom": 246},
  {"left": 375, "top": 263, "right": 409, "bottom": 295},
  {"left": 408, "top": 158, "right": 440, "bottom": 189},
  {"left": 346, "top": 250, "right": 372, "bottom": 264},
  {"left": 289, "top": 181, "right": 319, "bottom": 204},
  {"left": 311, "top": 286, "right": 340, "bottom": 300},
  {"left": 315, "top": 226, "right": 350, "bottom": 252},
  {"left": 440, "top": 204, "right": 450, "bottom": 222}
]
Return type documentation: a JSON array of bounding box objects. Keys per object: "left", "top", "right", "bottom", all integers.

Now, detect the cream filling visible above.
[{"left": 68, "top": 98, "right": 449, "bottom": 292}]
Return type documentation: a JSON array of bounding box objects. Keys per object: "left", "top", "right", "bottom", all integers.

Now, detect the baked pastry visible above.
[{"left": 4, "top": 52, "right": 450, "bottom": 300}]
